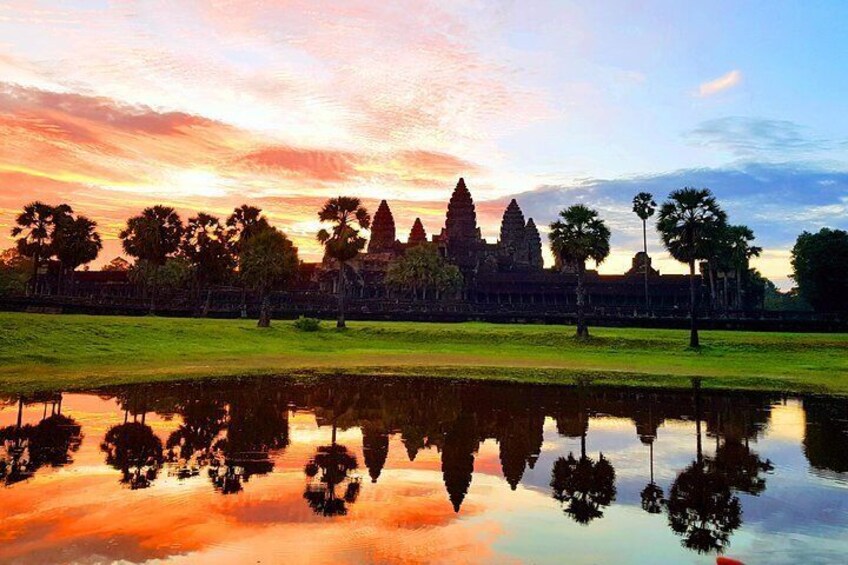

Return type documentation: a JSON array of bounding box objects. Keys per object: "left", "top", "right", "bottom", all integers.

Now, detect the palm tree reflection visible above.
[
  {"left": 303, "top": 423, "right": 361, "bottom": 517},
  {"left": 666, "top": 382, "right": 742, "bottom": 554},
  {"left": 550, "top": 392, "right": 616, "bottom": 524}
]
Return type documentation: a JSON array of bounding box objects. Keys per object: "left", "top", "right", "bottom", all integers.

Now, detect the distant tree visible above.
[
  {"left": 385, "top": 243, "right": 463, "bottom": 300},
  {"left": 120, "top": 206, "right": 184, "bottom": 313},
  {"left": 657, "top": 188, "right": 727, "bottom": 348},
  {"left": 757, "top": 274, "right": 810, "bottom": 311},
  {"left": 723, "top": 225, "right": 761, "bottom": 310},
  {"left": 239, "top": 227, "right": 299, "bottom": 327},
  {"left": 632, "top": 192, "right": 657, "bottom": 307},
  {"left": 549, "top": 205, "right": 611, "bottom": 339},
  {"left": 53, "top": 214, "right": 102, "bottom": 292},
  {"left": 180, "top": 213, "right": 235, "bottom": 315},
  {"left": 10, "top": 202, "right": 72, "bottom": 294},
  {"left": 102, "top": 257, "right": 132, "bottom": 272},
  {"left": 0, "top": 248, "right": 32, "bottom": 296},
  {"left": 317, "top": 197, "right": 371, "bottom": 329},
  {"left": 790, "top": 228, "right": 848, "bottom": 313}
]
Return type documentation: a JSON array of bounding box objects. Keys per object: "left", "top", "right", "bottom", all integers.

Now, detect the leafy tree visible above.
[
  {"left": 657, "top": 188, "right": 727, "bottom": 348},
  {"left": 317, "top": 197, "right": 371, "bottom": 328},
  {"left": 239, "top": 227, "right": 299, "bottom": 327},
  {"left": 52, "top": 214, "right": 102, "bottom": 292},
  {"left": 549, "top": 205, "right": 611, "bottom": 339},
  {"left": 128, "top": 257, "right": 192, "bottom": 294},
  {"left": 120, "top": 206, "right": 184, "bottom": 313},
  {"left": 180, "top": 213, "right": 235, "bottom": 315},
  {"left": 724, "top": 225, "right": 761, "bottom": 309},
  {"left": 10, "top": 202, "right": 72, "bottom": 294},
  {"left": 384, "top": 243, "right": 463, "bottom": 300},
  {"left": 790, "top": 227, "right": 848, "bottom": 313},
  {"left": 0, "top": 248, "right": 32, "bottom": 296},
  {"left": 632, "top": 192, "right": 657, "bottom": 306}
]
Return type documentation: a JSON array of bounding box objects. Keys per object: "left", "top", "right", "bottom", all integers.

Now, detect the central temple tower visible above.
[{"left": 442, "top": 178, "right": 483, "bottom": 269}]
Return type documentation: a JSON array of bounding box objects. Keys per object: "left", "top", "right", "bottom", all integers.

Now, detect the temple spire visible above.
[
  {"left": 526, "top": 218, "right": 543, "bottom": 269},
  {"left": 368, "top": 200, "right": 396, "bottom": 253},
  {"left": 408, "top": 218, "right": 427, "bottom": 246}
]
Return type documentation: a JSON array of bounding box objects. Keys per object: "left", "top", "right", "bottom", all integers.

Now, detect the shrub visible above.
[{"left": 294, "top": 316, "right": 321, "bottom": 332}]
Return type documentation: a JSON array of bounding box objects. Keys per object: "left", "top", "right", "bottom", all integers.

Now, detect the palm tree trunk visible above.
[
  {"left": 202, "top": 288, "right": 211, "bottom": 318},
  {"left": 736, "top": 266, "right": 743, "bottom": 310},
  {"left": 688, "top": 259, "right": 699, "bottom": 348},
  {"left": 642, "top": 218, "right": 649, "bottom": 309},
  {"left": 257, "top": 288, "right": 270, "bottom": 327},
  {"left": 337, "top": 261, "right": 346, "bottom": 329},
  {"left": 150, "top": 265, "right": 159, "bottom": 315},
  {"left": 31, "top": 251, "right": 40, "bottom": 295},
  {"left": 576, "top": 261, "right": 588, "bottom": 339},
  {"left": 707, "top": 261, "right": 716, "bottom": 311}
]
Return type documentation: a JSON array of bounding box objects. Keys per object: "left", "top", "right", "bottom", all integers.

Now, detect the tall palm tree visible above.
[
  {"left": 239, "top": 227, "right": 299, "bottom": 327},
  {"left": 549, "top": 205, "right": 611, "bottom": 339},
  {"left": 53, "top": 215, "right": 102, "bottom": 294},
  {"left": 316, "top": 197, "right": 370, "bottom": 328},
  {"left": 656, "top": 188, "right": 727, "bottom": 348},
  {"left": 119, "top": 205, "right": 184, "bottom": 314},
  {"left": 724, "top": 225, "right": 761, "bottom": 310},
  {"left": 10, "top": 202, "right": 72, "bottom": 294},
  {"left": 632, "top": 192, "right": 657, "bottom": 307}
]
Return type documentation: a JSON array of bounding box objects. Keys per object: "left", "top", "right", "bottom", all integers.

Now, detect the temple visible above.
[{"left": 313, "top": 177, "right": 693, "bottom": 310}]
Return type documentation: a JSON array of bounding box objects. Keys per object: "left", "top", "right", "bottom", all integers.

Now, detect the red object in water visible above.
[{"left": 717, "top": 558, "right": 745, "bottom": 565}]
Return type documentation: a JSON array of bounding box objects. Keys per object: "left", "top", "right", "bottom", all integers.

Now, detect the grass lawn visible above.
[{"left": 0, "top": 312, "right": 846, "bottom": 395}]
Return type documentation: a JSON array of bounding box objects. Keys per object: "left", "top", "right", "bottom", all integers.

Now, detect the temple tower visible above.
[
  {"left": 408, "top": 218, "right": 428, "bottom": 246},
  {"left": 368, "top": 200, "right": 397, "bottom": 253},
  {"left": 499, "top": 199, "right": 528, "bottom": 268},
  {"left": 525, "top": 218, "right": 544, "bottom": 270},
  {"left": 443, "top": 178, "right": 481, "bottom": 269}
]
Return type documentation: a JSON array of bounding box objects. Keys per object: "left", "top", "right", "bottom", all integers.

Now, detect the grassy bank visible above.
[{"left": 0, "top": 312, "right": 846, "bottom": 395}]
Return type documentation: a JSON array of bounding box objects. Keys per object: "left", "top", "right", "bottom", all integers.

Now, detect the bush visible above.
[{"left": 294, "top": 316, "right": 321, "bottom": 332}]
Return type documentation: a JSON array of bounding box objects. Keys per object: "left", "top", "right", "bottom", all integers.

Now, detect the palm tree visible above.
[
  {"left": 632, "top": 192, "right": 657, "bottom": 307},
  {"left": 549, "top": 205, "right": 611, "bottom": 339},
  {"left": 656, "top": 189, "right": 727, "bottom": 348},
  {"left": 724, "top": 225, "right": 761, "bottom": 310},
  {"left": 226, "top": 205, "right": 271, "bottom": 317},
  {"left": 53, "top": 215, "right": 102, "bottom": 294},
  {"left": 10, "top": 202, "right": 72, "bottom": 294},
  {"left": 239, "top": 227, "right": 299, "bottom": 327},
  {"left": 119, "top": 206, "right": 184, "bottom": 314},
  {"left": 317, "top": 197, "right": 371, "bottom": 328},
  {"left": 180, "top": 213, "right": 235, "bottom": 315}
]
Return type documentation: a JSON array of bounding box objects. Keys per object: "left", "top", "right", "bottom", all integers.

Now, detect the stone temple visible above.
[{"left": 313, "top": 177, "right": 693, "bottom": 309}]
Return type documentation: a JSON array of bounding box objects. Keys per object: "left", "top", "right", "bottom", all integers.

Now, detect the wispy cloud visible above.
[
  {"left": 696, "top": 69, "right": 742, "bottom": 97},
  {"left": 688, "top": 117, "right": 831, "bottom": 157}
]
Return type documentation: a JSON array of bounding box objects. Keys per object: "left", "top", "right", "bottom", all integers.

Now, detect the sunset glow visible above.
[{"left": 2, "top": 1, "right": 847, "bottom": 286}]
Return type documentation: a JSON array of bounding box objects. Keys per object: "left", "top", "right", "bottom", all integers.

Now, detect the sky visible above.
[{"left": 1, "top": 1, "right": 847, "bottom": 288}]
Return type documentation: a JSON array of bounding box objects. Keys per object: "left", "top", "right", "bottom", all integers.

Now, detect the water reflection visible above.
[{"left": 1, "top": 377, "right": 847, "bottom": 563}]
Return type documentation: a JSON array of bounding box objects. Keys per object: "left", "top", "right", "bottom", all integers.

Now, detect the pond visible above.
[{"left": 1, "top": 376, "right": 847, "bottom": 564}]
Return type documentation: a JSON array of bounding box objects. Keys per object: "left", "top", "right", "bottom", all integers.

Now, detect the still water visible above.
[{"left": 1, "top": 377, "right": 847, "bottom": 564}]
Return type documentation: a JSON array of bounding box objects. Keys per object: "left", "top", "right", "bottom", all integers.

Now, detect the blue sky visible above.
[{"left": 0, "top": 1, "right": 845, "bottom": 287}]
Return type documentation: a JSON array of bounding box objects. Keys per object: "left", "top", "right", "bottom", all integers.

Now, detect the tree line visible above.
[{"left": 5, "top": 191, "right": 847, "bottom": 337}]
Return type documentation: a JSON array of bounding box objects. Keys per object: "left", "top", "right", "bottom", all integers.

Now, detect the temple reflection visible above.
[{"left": 1, "top": 377, "right": 846, "bottom": 559}]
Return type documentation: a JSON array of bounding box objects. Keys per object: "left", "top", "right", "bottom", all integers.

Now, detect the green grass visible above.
[{"left": 0, "top": 312, "right": 846, "bottom": 395}]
